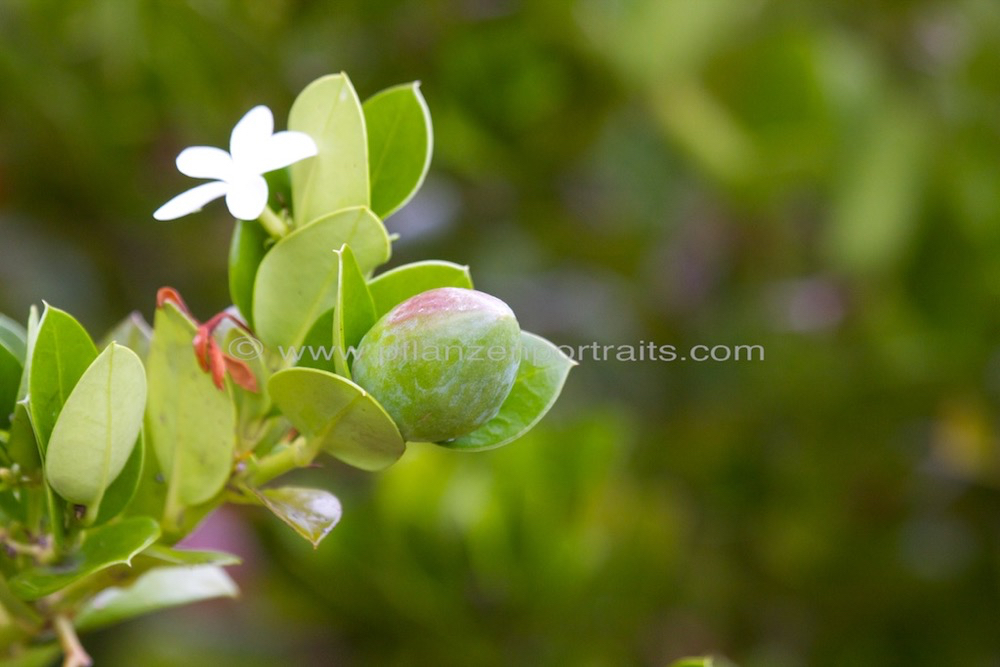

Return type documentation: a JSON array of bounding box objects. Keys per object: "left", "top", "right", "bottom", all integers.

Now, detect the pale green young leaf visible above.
[
  {"left": 145, "top": 304, "right": 236, "bottom": 508},
  {"left": 99, "top": 311, "right": 153, "bottom": 360},
  {"left": 367, "top": 260, "right": 473, "bottom": 317},
  {"left": 16, "top": 305, "right": 39, "bottom": 402},
  {"left": 139, "top": 545, "right": 242, "bottom": 567},
  {"left": 74, "top": 565, "right": 238, "bottom": 632},
  {"left": 252, "top": 207, "right": 389, "bottom": 348},
  {"left": 46, "top": 344, "right": 146, "bottom": 508},
  {"left": 268, "top": 367, "right": 404, "bottom": 471},
  {"left": 288, "top": 73, "right": 369, "bottom": 226}
]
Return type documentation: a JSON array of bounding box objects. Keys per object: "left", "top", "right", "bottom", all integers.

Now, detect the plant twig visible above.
[
  {"left": 53, "top": 614, "right": 91, "bottom": 667},
  {"left": 257, "top": 205, "right": 290, "bottom": 238},
  {"left": 241, "top": 435, "right": 315, "bottom": 488}
]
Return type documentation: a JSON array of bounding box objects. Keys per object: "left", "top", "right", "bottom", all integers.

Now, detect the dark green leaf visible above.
[
  {"left": 9, "top": 517, "right": 160, "bottom": 600},
  {"left": 28, "top": 305, "right": 98, "bottom": 453},
  {"left": 0, "top": 312, "right": 27, "bottom": 363},
  {"left": 91, "top": 431, "right": 144, "bottom": 526},
  {"left": 333, "top": 245, "right": 376, "bottom": 378},
  {"left": 122, "top": 420, "right": 167, "bottom": 521},
  {"left": 440, "top": 332, "right": 575, "bottom": 451},
  {"left": 0, "top": 343, "right": 21, "bottom": 431},
  {"left": 363, "top": 82, "right": 433, "bottom": 219},
  {"left": 6, "top": 402, "right": 39, "bottom": 472},
  {"left": 295, "top": 309, "right": 337, "bottom": 373},
  {"left": 228, "top": 218, "right": 270, "bottom": 328}
]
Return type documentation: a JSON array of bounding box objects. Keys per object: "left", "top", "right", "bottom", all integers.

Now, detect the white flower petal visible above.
[
  {"left": 224, "top": 174, "right": 269, "bottom": 220},
  {"left": 230, "top": 106, "right": 274, "bottom": 164},
  {"left": 153, "top": 181, "right": 230, "bottom": 221},
  {"left": 250, "top": 131, "right": 319, "bottom": 174},
  {"left": 176, "top": 146, "right": 234, "bottom": 180}
]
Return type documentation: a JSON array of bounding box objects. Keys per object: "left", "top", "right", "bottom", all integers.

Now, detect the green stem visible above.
[
  {"left": 242, "top": 436, "right": 313, "bottom": 488},
  {"left": 257, "top": 206, "right": 289, "bottom": 239}
]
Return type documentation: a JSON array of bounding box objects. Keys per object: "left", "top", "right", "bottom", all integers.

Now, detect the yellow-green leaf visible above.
[
  {"left": 289, "top": 73, "right": 369, "bottom": 226},
  {"left": 46, "top": 344, "right": 146, "bottom": 508}
]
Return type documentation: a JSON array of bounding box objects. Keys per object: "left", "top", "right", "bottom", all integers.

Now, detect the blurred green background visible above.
[{"left": 3, "top": 0, "right": 1000, "bottom": 665}]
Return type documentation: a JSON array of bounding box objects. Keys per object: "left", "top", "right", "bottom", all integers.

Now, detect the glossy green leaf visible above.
[
  {"left": 140, "top": 545, "right": 241, "bottom": 567},
  {"left": 253, "top": 486, "right": 342, "bottom": 548},
  {"left": 123, "top": 420, "right": 167, "bottom": 521},
  {"left": 145, "top": 304, "right": 236, "bottom": 510},
  {"left": 6, "top": 402, "right": 40, "bottom": 472},
  {"left": 0, "top": 467, "right": 26, "bottom": 522},
  {"left": 333, "top": 245, "right": 376, "bottom": 378},
  {"left": 0, "top": 313, "right": 27, "bottom": 363},
  {"left": 99, "top": 311, "right": 153, "bottom": 360},
  {"left": 289, "top": 73, "right": 369, "bottom": 226},
  {"left": 440, "top": 332, "right": 575, "bottom": 451},
  {"left": 28, "top": 305, "right": 98, "bottom": 452},
  {"left": 363, "top": 82, "right": 433, "bottom": 219},
  {"left": 75, "top": 565, "right": 238, "bottom": 632},
  {"left": 252, "top": 207, "right": 390, "bottom": 348},
  {"left": 228, "top": 218, "right": 270, "bottom": 327},
  {"left": 264, "top": 167, "right": 292, "bottom": 214},
  {"left": 9, "top": 517, "right": 160, "bottom": 600},
  {"left": 295, "top": 309, "right": 337, "bottom": 373},
  {"left": 91, "top": 431, "right": 144, "bottom": 526},
  {"left": 0, "top": 343, "right": 21, "bottom": 431},
  {"left": 268, "top": 367, "right": 404, "bottom": 471},
  {"left": 46, "top": 344, "right": 146, "bottom": 508},
  {"left": 367, "top": 261, "right": 473, "bottom": 317}
]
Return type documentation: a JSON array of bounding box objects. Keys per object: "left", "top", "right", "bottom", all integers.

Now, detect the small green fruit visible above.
[{"left": 352, "top": 287, "right": 521, "bottom": 442}]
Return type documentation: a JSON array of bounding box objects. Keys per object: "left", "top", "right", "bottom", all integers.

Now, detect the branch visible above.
[{"left": 54, "top": 615, "right": 91, "bottom": 667}]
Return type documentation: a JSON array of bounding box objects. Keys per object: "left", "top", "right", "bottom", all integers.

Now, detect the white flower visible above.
[{"left": 153, "top": 105, "right": 317, "bottom": 221}]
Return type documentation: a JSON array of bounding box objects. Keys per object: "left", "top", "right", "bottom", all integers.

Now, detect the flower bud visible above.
[{"left": 352, "top": 288, "right": 520, "bottom": 442}]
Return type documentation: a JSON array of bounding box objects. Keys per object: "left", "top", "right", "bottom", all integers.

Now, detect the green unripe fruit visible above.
[{"left": 351, "top": 287, "right": 521, "bottom": 442}]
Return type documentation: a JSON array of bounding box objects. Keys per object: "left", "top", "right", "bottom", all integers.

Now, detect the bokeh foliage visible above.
[{"left": 2, "top": 0, "right": 1000, "bottom": 665}]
